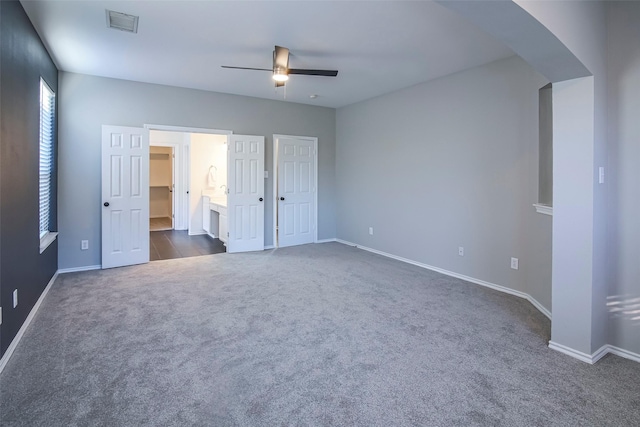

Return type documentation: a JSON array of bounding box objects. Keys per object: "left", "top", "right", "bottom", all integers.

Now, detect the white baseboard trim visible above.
[
  {"left": 0, "top": 271, "right": 58, "bottom": 374},
  {"left": 188, "top": 231, "right": 207, "bottom": 236},
  {"left": 316, "top": 238, "right": 337, "bottom": 244},
  {"left": 607, "top": 345, "right": 640, "bottom": 363},
  {"left": 548, "top": 342, "right": 617, "bottom": 365},
  {"left": 549, "top": 341, "right": 598, "bottom": 364},
  {"left": 335, "top": 239, "right": 551, "bottom": 320},
  {"left": 58, "top": 265, "right": 101, "bottom": 274}
]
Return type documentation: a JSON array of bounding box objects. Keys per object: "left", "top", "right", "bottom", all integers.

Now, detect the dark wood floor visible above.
[{"left": 150, "top": 230, "right": 225, "bottom": 261}]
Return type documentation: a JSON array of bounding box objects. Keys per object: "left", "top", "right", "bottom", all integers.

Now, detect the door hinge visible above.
[{"left": 227, "top": 232, "right": 229, "bottom": 237}]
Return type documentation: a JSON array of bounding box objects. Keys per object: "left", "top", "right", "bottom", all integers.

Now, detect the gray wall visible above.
[
  {"left": 607, "top": 1, "right": 640, "bottom": 355},
  {"left": 336, "top": 56, "right": 552, "bottom": 312},
  {"left": 58, "top": 72, "right": 336, "bottom": 269},
  {"left": 0, "top": 0, "right": 58, "bottom": 357},
  {"left": 516, "top": 0, "right": 609, "bottom": 355}
]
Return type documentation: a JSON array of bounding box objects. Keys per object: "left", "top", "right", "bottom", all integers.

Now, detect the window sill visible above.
[
  {"left": 40, "top": 232, "right": 58, "bottom": 254},
  {"left": 533, "top": 204, "right": 553, "bottom": 216}
]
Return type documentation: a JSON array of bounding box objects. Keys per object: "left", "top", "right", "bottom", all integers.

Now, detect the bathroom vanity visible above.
[{"left": 202, "top": 195, "right": 228, "bottom": 244}]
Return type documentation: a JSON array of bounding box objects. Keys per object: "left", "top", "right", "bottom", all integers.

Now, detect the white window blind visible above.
[{"left": 39, "top": 78, "right": 55, "bottom": 239}]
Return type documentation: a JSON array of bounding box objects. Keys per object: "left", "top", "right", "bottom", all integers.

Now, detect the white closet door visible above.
[{"left": 227, "top": 135, "right": 265, "bottom": 253}]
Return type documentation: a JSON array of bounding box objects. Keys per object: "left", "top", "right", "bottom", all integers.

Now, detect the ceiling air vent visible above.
[{"left": 106, "top": 10, "right": 139, "bottom": 33}]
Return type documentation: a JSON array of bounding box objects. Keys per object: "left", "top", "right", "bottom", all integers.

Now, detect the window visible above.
[{"left": 39, "top": 78, "right": 57, "bottom": 252}]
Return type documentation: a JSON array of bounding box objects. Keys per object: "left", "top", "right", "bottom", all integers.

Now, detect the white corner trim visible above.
[
  {"left": 39, "top": 231, "right": 58, "bottom": 254},
  {"left": 548, "top": 342, "right": 640, "bottom": 365},
  {"left": 548, "top": 341, "right": 598, "bottom": 364},
  {"left": 316, "top": 238, "right": 337, "bottom": 244},
  {"left": 0, "top": 271, "right": 58, "bottom": 374},
  {"left": 58, "top": 265, "right": 102, "bottom": 274},
  {"left": 533, "top": 203, "right": 553, "bottom": 216},
  {"left": 548, "top": 342, "right": 611, "bottom": 364},
  {"left": 334, "top": 239, "right": 552, "bottom": 321}
]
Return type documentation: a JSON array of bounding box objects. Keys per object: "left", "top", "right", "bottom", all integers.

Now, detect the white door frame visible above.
[
  {"left": 272, "top": 134, "right": 318, "bottom": 248},
  {"left": 144, "top": 124, "right": 232, "bottom": 233}
]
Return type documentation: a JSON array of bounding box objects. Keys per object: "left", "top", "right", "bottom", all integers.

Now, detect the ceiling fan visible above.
[{"left": 221, "top": 46, "right": 338, "bottom": 87}]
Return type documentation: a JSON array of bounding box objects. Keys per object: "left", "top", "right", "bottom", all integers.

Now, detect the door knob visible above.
[
  {"left": 280, "top": 197, "right": 285, "bottom": 201},
  {"left": 103, "top": 202, "right": 110, "bottom": 207},
  {"left": 259, "top": 197, "right": 264, "bottom": 202}
]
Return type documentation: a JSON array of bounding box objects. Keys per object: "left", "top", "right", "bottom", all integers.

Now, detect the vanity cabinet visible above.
[
  {"left": 202, "top": 195, "right": 227, "bottom": 244},
  {"left": 218, "top": 206, "right": 228, "bottom": 244}
]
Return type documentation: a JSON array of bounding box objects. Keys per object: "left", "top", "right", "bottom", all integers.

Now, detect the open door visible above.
[
  {"left": 227, "top": 134, "right": 265, "bottom": 253},
  {"left": 101, "top": 125, "right": 150, "bottom": 268}
]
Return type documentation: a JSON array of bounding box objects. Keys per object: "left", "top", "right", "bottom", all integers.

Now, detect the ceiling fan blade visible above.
[
  {"left": 221, "top": 66, "right": 272, "bottom": 71},
  {"left": 288, "top": 69, "right": 339, "bottom": 77},
  {"left": 274, "top": 45, "right": 290, "bottom": 69}
]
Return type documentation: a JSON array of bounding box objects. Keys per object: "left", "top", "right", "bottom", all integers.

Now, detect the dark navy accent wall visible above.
[{"left": 0, "top": 0, "right": 58, "bottom": 357}]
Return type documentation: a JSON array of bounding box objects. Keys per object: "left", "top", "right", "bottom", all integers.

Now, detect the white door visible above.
[
  {"left": 101, "top": 125, "right": 150, "bottom": 269},
  {"left": 275, "top": 135, "right": 317, "bottom": 248},
  {"left": 227, "top": 135, "right": 265, "bottom": 253}
]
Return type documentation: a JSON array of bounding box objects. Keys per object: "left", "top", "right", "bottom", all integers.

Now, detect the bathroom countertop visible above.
[{"left": 209, "top": 196, "right": 227, "bottom": 208}]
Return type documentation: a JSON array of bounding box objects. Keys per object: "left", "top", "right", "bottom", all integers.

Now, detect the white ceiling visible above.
[{"left": 21, "top": 0, "right": 515, "bottom": 108}]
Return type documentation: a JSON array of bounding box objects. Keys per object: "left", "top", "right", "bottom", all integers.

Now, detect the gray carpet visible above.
[{"left": 0, "top": 242, "right": 638, "bottom": 426}]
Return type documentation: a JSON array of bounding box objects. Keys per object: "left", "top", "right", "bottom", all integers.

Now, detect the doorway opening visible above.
[
  {"left": 147, "top": 125, "right": 231, "bottom": 261},
  {"left": 149, "top": 145, "right": 174, "bottom": 231}
]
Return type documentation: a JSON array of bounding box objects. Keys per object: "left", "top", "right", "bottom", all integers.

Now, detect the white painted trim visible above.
[
  {"left": 533, "top": 203, "right": 553, "bottom": 216},
  {"left": 58, "top": 265, "right": 101, "bottom": 274},
  {"left": 39, "top": 231, "right": 58, "bottom": 254},
  {"left": 188, "top": 230, "right": 207, "bottom": 236},
  {"left": 590, "top": 344, "right": 610, "bottom": 364},
  {"left": 0, "top": 271, "right": 58, "bottom": 374},
  {"left": 272, "top": 134, "right": 319, "bottom": 248},
  {"left": 316, "top": 238, "right": 337, "bottom": 244},
  {"left": 607, "top": 345, "right": 640, "bottom": 363},
  {"left": 548, "top": 341, "right": 596, "bottom": 364},
  {"left": 144, "top": 124, "right": 232, "bottom": 136},
  {"left": 335, "top": 239, "right": 552, "bottom": 320}
]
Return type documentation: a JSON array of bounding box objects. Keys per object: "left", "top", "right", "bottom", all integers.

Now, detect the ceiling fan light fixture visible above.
[{"left": 272, "top": 66, "right": 289, "bottom": 82}]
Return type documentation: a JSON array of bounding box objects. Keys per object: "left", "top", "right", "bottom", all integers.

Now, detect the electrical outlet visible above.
[
  {"left": 511, "top": 257, "right": 519, "bottom": 270},
  {"left": 458, "top": 247, "right": 464, "bottom": 256},
  {"left": 599, "top": 167, "right": 605, "bottom": 184},
  {"left": 369, "top": 227, "right": 374, "bottom": 236},
  {"left": 13, "top": 289, "right": 18, "bottom": 308},
  {"left": 81, "top": 240, "right": 89, "bottom": 250}
]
